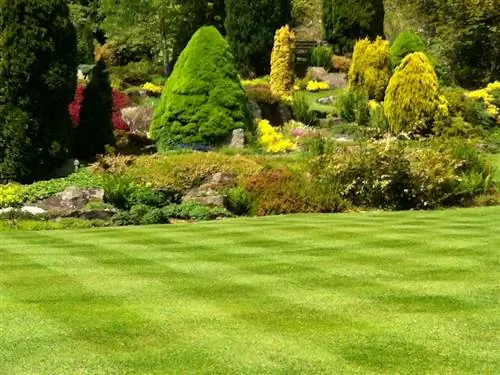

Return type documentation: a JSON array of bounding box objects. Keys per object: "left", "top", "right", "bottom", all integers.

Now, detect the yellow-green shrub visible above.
[
  {"left": 466, "top": 81, "right": 500, "bottom": 124},
  {"left": 142, "top": 82, "right": 163, "bottom": 94},
  {"left": 270, "top": 25, "right": 296, "bottom": 97},
  {"left": 384, "top": 52, "right": 447, "bottom": 134},
  {"left": 257, "top": 119, "right": 297, "bottom": 153},
  {"left": 0, "top": 184, "right": 26, "bottom": 208},
  {"left": 348, "top": 37, "right": 391, "bottom": 101}
]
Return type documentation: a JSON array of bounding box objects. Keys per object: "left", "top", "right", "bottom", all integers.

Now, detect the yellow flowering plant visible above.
[
  {"left": 257, "top": 119, "right": 297, "bottom": 153},
  {"left": 0, "top": 184, "right": 26, "bottom": 208},
  {"left": 143, "top": 82, "right": 163, "bottom": 94},
  {"left": 306, "top": 81, "right": 330, "bottom": 92},
  {"left": 467, "top": 81, "right": 500, "bottom": 124}
]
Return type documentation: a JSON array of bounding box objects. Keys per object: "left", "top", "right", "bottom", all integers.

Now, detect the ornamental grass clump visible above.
[
  {"left": 348, "top": 37, "right": 391, "bottom": 101},
  {"left": 150, "top": 26, "right": 252, "bottom": 151},
  {"left": 270, "top": 25, "right": 296, "bottom": 98},
  {"left": 384, "top": 52, "right": 447, "bottom": 134}
]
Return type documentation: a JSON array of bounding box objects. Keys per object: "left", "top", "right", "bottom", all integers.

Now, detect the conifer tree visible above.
[
  {"left": 0, "top": 0, "right": 77, "bottom": 183},
  {"left": 73, "top": 59, "right": 114, "bottom": 160},
  {"left": 225, "top": 0, "right": 291, "bottom": 76}
]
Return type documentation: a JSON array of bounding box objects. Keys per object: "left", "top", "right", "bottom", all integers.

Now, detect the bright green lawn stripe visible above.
[{"left": 1, "top": 207, "right": 499, "bottom": 374}]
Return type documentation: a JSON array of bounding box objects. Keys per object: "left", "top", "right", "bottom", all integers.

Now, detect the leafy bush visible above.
[
  {"left": 323, "top": 0, "right": 384, "bottom": 52},
  {"left": 309, "top": 45, "right": 333, "bottom": 70},
  {"left": 162, "top": 201, "right": 232, "bottom": 221},
  {"left": 102, "top": 174, "right": 139, "bottom": 210},
  {"left": 368, "top": 100, "right": 390, "bottom": 134},
  {"left": 390, "top": 31, "right": 427, "bottom": 69},
  {"left": 309, "top": 139, "right": 494, "bottom": 209},
  {"left": 270, "top": 25, "right": 296, "bottom": 98},
  {"left": 0, "top": 184, "right": 26, "bottom": 208},
  {"left": 257, "top": 120, "right": 297, "bottom": 153},
  {"left": 92, "top": 153, "right": 264, "bottom": 193},
  {"left": 224, "top": 187, "right": 252, "bottom": 216},
  {"left": 337, "top": 90, "right": 370, "bottom": 125},
  {"left": 331, "top": 55, "right": 352, "bottom": 74},
  {"left": 384, "top": 52, "right": 447, "bottom": 134},
  {"left": 150, "top": 26, "right": 252, "bottom": 150},
  {"left": 348, "top": 37, "right": 391, "bottom": 101},
  {"left": 245, "top": 84, "right": 281, "bottom": 105},
  {"left": 243, "top": 168, "right": 345, "bottom": 216},
  {"left": 292, "top": 93, "right": 318, "bottom": 126}
]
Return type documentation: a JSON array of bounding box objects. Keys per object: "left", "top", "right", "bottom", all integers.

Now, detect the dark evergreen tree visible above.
[
  {"left": 73, "top": 59, "right": 114, "bottom": 160},
  {"left": 225, "top": 0, "right": 291, "bottom": 76},
  {"left": 323, "top": 0, "right": 384, "bottom": 52},
  {"left": 0, "top": 0, "right": 77, "bottom": 183}
]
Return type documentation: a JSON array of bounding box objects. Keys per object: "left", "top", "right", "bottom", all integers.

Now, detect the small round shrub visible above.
[
  {"left": 348, "top": 37, "right": 391, "bottom": 101},
  {"left": 150, "top": 26, "right": 252, "bottom": 150},
  {"left": 224, "top": 187, "right": 251, "bottom": 216},
  {"left": 140, "top": 208, "right": 169, "bottom": 225},
  {"left": 331, "top": 55, "right": 352, "bottom": 74},
  {"left": 390, "top": 31, "right": 426, "bottom": 69},
  {"left": 270, "top": 25, "right": 296, "bottom": 97},
  {"left": 384, "top": 52, "right": 446, "bottom": 134}
]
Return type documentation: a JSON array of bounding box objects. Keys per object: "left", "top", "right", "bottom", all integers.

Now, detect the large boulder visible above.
[
  {"left": 229, "top": 128, "right": 245, "bottom": 149},
  {"left": 121, "top": 106, "right": 154, "bottom": 133},
  {"left": 34, "top": 187, "right": 107, "bottom": 217}
]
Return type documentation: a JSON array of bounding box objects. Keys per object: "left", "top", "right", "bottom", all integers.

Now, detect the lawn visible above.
[
  {"left": 301, "top": 89, "right": 339, "bottom": 114},
  {"left": 1, "top": 207, "right": 499, "bottom": 374}
]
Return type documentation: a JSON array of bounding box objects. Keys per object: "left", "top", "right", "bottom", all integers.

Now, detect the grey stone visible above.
[
  {"left": 322, "top": 72, "right": 348, "bottom": 88},
  {"left": 121, "top": 106, "right": 154, "bottom": 133},
  {"left": 307, "top": 67, "right": 328, "bottom": 81},
  {"left": 0, "top": 206, "right": 47, "bottom": 215},
  {"left": 183, "top": 173, "right": 237, "bottom": 208},
  {"left": 229, "top": 128, "right": 245, "bottom": 149},
  {"left": 316, "top": 96, "right": 334, "bottom": 105},
  {"left": 248, "top": 100, "right": 263, "bottom": 120},
  {"left": 278, "top": 103, "right": 293, "bottom": 123},
  {"left": 35, "top": 187, "right": 106, "bottom": 216}
]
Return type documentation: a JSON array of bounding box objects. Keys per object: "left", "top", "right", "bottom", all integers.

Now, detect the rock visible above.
[
  {"left": 307, "top": 67, "right": 328, "bottom": 81},
  {"left": 229, "top": 128, "right": 245, "bottom": 149},
  {"left": 278, "top": 103, "right": 293, "bottom": 124},
  {"left": 322, "top": 72, "right": 348, "bottom": 88},
  {"left": 121, "top": 106, "right": 154, "bottom": 133},
  {"left": 316, "top": 96, "right": 334, "bottom": 105},
  {"left": 66, "top": 209, "right": 116, "bottom": 221},
  {"left": 183, "top": 173, "right": 237, "bottom": 208},
  {"left": 248, "top": 100, "right": 263, "bottom": 120},
  {"left": 0, "top": 206, "right": 47, "bottom": 215},
  {"left": 35, "top": 187, "right": 105, "bottom": 216}
]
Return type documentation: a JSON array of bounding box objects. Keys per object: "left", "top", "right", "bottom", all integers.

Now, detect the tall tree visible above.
[
  {"left": 0, "top": 0, "right": 77, "bottom": 183},
  {"left": 322, "top": 0, "right": 384, "bottom": 52},
  {"left": 225, "top": 0, "right": 291, "bottom": 76},
  {"left": 73, "top": 59, "right": 114, "bottom": 160}
]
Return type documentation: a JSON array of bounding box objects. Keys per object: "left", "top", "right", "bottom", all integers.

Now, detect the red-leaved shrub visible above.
[{"left": 69, "top": 84, "right": 130, "bottom": 131}]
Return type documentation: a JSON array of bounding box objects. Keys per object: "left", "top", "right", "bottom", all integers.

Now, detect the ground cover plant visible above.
[{"left": 1, "top": 207, "right": 499, "bottom": 373}]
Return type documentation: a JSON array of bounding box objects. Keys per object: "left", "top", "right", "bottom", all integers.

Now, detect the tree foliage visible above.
[
  {"left": 384, "top": 52, "right": 446, "bottom": 134},
  {"left": 150, "top": 26, "right": 252, "bottom": 150},
  {"left": 348, "top": 37, "right": 391, "bottom": 101},
  {"left": 270, "top": 25, "right": 296, "bottom": 98},
  {"left": 0, "top": 0, "right": 77, "bottom": 183},
  {"left": 322, "top": 0, "right": 384, "bottom": 52},
  {"left": 73, "top": 59, "right": 114, "bottom": 160},
  {"left": 390, "top": 31, "right": 427, "bottom": 69},
  {"left": 225, "top": 0, "right": 291, "bottom": 76}
]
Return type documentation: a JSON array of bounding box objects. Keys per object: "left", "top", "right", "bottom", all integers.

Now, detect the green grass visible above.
[
  {"left": 1, "top": 207, "right": 499, "bottom": 374},
  {"left": 301, "top": 89, "right": 339, "bottom": 114}
]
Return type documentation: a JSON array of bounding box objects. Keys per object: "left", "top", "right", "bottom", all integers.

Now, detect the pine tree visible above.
[
  {"left": 225, "top": 0, "right": 291, "bottom": 76},
  {"left": 323, "top": 0, "right": 384, "bottom": 52},
  {"left": 73, "top": 59, "right": 114, "bottom": 160},
  {"left": 150, "top": 26, "right": 252, "bottom": 151},
  {"left": 0, "top": 0, "right": 77, "bottom": 183}
]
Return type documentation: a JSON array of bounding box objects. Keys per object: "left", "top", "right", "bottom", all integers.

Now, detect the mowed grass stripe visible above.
[{"left": 1, "top": 207, "right": 499, "bottom": 374}]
